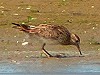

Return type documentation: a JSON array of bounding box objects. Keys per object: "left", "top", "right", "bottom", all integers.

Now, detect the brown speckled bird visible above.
[{"left": 12, "top": 23, "right": 82, "bottom": 57}]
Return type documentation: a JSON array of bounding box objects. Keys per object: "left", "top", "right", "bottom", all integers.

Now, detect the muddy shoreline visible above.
[{"left": 0, "top": 0, "right": 100, "bottom": 74}]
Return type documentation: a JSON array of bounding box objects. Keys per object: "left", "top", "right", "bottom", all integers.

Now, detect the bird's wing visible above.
[
  {"left": 29, "top": 24, "right": 71, "bottom": 44},
  {"left": 12, "top": 23, "right": 71, "bottom": 44}
]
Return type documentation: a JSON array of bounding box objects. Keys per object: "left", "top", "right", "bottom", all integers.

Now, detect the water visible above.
[
  {"left": 65, "top": 64, "right": 100, "bottom": 73},
  {"left": 0, "top": 59, "right": 100, "bottom": 75}
]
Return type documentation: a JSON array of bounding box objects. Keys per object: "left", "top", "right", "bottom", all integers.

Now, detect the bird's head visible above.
[{"left": 70, "top": 34, "right": 82, "bottom": 55}]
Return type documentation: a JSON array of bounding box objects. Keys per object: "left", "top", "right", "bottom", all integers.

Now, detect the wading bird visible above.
[{"left": 12, "top": 23, "right": 82, "bottom": 57}]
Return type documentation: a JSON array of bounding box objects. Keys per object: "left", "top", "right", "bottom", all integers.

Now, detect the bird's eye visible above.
[{"left": 76, "top": 40, "right": 79, "bottom": 42}]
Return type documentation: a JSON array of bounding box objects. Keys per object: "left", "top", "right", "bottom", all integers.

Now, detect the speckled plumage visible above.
[{"left": 12, "top": 23, "right": 82, "bottom": 57}]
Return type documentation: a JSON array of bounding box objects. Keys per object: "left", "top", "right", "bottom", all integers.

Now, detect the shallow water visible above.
[{"left": 0, "top": 58, "right": 100, "bottom": 75}]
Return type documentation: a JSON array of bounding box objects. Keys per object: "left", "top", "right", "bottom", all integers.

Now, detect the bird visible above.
[{"left": 12, "top": 23, "right": 82, "bottom": 58}]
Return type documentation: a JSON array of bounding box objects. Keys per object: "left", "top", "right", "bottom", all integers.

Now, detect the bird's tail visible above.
[
  {"left": 12, "top": 23, "right": 30, "bottom": 32},
  {"left": 12, "top": 23, "right": 21, "bottom": 27}
]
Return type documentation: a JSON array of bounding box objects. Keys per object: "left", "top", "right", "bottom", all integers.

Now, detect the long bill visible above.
[{"left": 76, "top": 44, "right": 82, "bottom": 55}]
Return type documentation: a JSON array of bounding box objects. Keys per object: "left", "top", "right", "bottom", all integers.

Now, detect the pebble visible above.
[
  {"left": 87, "top": 23, "right": 91, "bottom": 25},
  {"left": 44, "top": 21, "right": 47, "bottom": 23},
  {"left": 16, "top": 41, "right": 19, "bottom": 43},
  {"left": 96, "top": 24, "right": 98, "bottom": 26},
  {"left": 14, "top": 36, "right": 17, "bottom": 37},
  {"left": 22, "top": 22, "right": 25, "bottom": 24},
  {"left": 11, "top": 60, "right": 17, "bottom": 63},
  {"left": 22, "top": 42, "right": 28, "bottom": 45},
  {"left": 26, "top": 7, "right": 31, "bottom": 9},
  {"left": 26, "top": 6, "right": 31, "bottom": 10},
  {"left": 1, "top": 11, "right": 4, "bottom": 13},
  {"left": 0, "top": 6, "right": 4, "bottom": 8},
  {"left": 84, "top": 31, "right": 87, "bottom": 33},
  {"left": 91, "top": 6, "right": 94, "bottom": 8},
  {"left": 13, "top": 14, "right": 19, "bottom": 15},
  {"left": 18, "top": 7, "right": 21, "bottom": 9},
  {"left": 92, "top": 27, "right": 95, "bottom": 29},
  {"left": 62, "top": 10, "right": 65, "bottom": 12},
  {"left": 25, "top": 56, "right": 29, "bottom": 58},
  {"left": 89, "top": 42, "right": 92, "bottom": 44},
  {"left": 5, "top": 49, "right": 7, "bottom": 51},
  {"left": 11, "top": 60, "right": 20, "bottom": 64},
  {"left": 52, "top": 21, "right": 55, "bottom": 22},
  {"left": 62, "top": 0, "right": 66, "bottom": 1}
]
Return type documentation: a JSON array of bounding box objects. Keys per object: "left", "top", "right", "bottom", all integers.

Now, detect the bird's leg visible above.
[{"left": 42, "top": 43, "right": 53, "bottom": 57}]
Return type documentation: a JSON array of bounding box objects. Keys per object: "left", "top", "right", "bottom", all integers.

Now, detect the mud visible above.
[{"left": 0, "top": 0, "right": 100, "bottom": 75}]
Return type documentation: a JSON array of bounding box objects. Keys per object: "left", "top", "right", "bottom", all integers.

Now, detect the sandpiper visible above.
[{"left": 12, "top": 23, "right": 82, "bottom": 57}]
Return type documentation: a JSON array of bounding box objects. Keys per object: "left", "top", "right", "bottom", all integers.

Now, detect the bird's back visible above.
[
  {"left": 29, "top": 24, "right": 71, "bottom": 45},
  {"left": 12, "top": 23, "right": 71, "bottom": 45}
]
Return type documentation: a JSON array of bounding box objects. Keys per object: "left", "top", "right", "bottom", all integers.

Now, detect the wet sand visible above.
[{"left": 0, "top": 0, "right": 100, "bottom": 75}]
